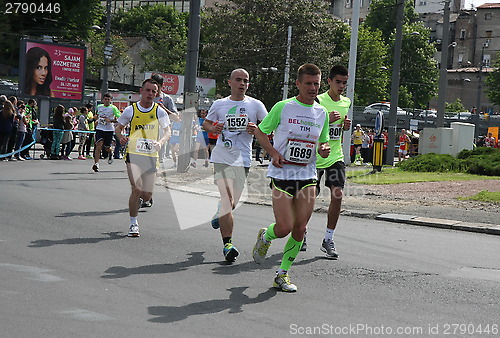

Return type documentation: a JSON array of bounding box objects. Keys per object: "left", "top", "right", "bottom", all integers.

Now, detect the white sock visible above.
[
  {"left": 277, "top": 268, "right": 287, "bottom": 276},
  {"left": 130, "top": 217, "right": 138, "bottom": 225},
  {"left": 325, "top": 228, "right": 334, "bottom": 241}
]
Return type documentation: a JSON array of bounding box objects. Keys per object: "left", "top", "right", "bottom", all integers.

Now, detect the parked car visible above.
[
  {"left": 417, "top": 109, "right": 437, "bottom": 119},
  {"left": 451, "top": 112, "right": 471, "bottom": 120},
  {"left": 363, "top": 102, "right": 408, "bottom": 117}
]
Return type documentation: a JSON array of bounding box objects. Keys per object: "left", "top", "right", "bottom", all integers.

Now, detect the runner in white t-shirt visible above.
[
  {"left": 252, "top": 64, "right": 330, "bottom": 292},
  {"left": 202, "top": 68, "right": 268, "bottom": 263},
  {"left": 92, "top": 93, "right": 121, "bottom": 172}
]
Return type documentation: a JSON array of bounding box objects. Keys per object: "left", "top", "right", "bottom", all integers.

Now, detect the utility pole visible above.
[
  {"left": 436, "top": 0, "right": 451, "bottom": 128},
  {"left": 474, "top": 41, "right": 488, "bottom": 139},
  {"left": 386, "top": 0, "right": 405, "bottom": 165},
  {"left": 344, "top": 0, "right": 360, "bottom": 165},
  {"left": 178, "top": 0, "right": 201, "bottom": 172},
  {"left": 282, "top": 26, "right": 292, "bottom": 100},
  {"left": 101, "top": 0, "right": 112, "bottom": 96}
]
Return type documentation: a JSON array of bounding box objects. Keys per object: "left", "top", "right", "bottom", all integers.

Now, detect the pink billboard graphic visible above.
[{"left": 22, "top": 40, "right": 86, "bottom": 100}]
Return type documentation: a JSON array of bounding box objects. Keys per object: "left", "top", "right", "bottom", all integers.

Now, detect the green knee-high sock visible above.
[
  {"left": 279, "top": 236, "right": 303, "bottom": 272},
  {"left": 264, "top": 223, "right": 277, "bottom": 242}
]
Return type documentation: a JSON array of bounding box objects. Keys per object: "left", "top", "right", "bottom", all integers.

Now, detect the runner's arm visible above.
[{"left": 254, "top": 127, "right": 284, "bottom": 168}]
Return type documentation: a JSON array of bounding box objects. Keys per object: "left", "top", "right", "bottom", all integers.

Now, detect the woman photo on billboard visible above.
[{"left": 24, "top": 47, "right": 55, "bottom": 97}]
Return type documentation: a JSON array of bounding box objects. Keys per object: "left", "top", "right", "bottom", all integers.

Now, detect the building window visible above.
[
  {"left": 484, "top": 54, "right": 491, "bottom": 68},
  {"left": 419, "top": 1, "right": 426, "bottom": 5},
  {"left": 460, "top": 29, "right": 466, "bottom": 40},
  {"left": 485, "top": 12, "right": 492, "bottom": 20}
]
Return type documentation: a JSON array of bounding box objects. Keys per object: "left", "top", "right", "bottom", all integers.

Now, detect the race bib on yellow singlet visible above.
[
  {"left": 284, "top": 138, "right": 315, "bottom": 166},
  {"left": 329, "top": 123, "right": 342, "bottom": 141},
  {"left": 225, "top": 114, "right": 248, "bottom": 132},
  {"left": 136, "top": 138, "right": 156, "bottom": 154}
]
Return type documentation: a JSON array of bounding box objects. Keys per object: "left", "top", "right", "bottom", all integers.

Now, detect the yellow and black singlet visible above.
[{"left": 127, "top": 102, "right": 161, "bottom": 158}]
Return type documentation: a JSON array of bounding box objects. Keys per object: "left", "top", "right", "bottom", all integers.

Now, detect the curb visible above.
[
  {"left": 376, "top": 213, "right": 500, "bottom": 236},
  {"left": 163, "top": 183, "right": 499, "bottom": 237}
]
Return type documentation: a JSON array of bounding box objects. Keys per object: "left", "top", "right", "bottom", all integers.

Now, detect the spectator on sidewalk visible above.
[
  {"left": 50, "top": 105, "right": 65, "bottom": 160},
  {"left": 21, "top": 99, "right": 39, "bottom": 160},
  {"left": 191, "top": 109, "right": 210, "bottom": 168},
  {"left": 77, "top": 106, "right": 89, "bottom": 160},
  {"left": 84, "top": 102, "right": 96, "bottom": 159},
  {"left": 14, "top": 104, "right": 28, "bottom": 161},
  {"left": 0, "top": 97, "right": 15, "bottom": 161}
]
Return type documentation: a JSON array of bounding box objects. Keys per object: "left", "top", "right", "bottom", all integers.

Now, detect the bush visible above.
[
  {"left": 397, "top": 153, "right": 461, "bottom": 172},
  {"left": 456, "top": 147, "right": 498, "bottom": 159},
  {"left": 399, "top": 149, "right": 500, "bottom": 176}
]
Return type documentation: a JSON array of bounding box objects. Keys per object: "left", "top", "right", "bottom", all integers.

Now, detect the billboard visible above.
[
  {"left": 144, "top": 72, "right": 216, "bottom": 98},
  {"left": 19, "top": 39, "right": 87, "bottom": 100}
]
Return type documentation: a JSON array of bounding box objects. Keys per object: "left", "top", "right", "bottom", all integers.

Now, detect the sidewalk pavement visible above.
[{"left": 158, "top": 159, "right": 500, "bottom": 236}]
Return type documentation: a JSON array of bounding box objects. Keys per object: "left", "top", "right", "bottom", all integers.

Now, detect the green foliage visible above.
[
  {"left": 362, "top": 0, "right": 438, "bottom": 109},
  {"left": 87, "top": 31, "right": 130, "bottom": 78},
  {"left": 458, "top": 148, "right": 500, "bottom": 176},
  {"left": 354, "top": 28, "right": 390, "bottom": 106},
  {"left": 445, "top": 98, "right": 466, "bottom": 113},
  {"left": 112, "top": 5, "right": 188, "bottom": 74},
  {"left": 456, "top": 146, "right": 497, "bottom": 159},
  {"left": 200, "top": 0, "right": 349, "bottom": 108},
  {"left": 362, "top": 0, "right": 419, "bottom": 44},
  {"left": 484, "top": 50, "right": 500, "bottom": 107},
  {"left": 399, "top": 149, "right": 500, "bottom": 176},
  {"left": 397, "top": 153, "right": 462, "bottom": 172},
  {"left": 459, "top": 190, "right": 500, "bottom": 203},
  {"left": 0, "top": 0, "right": 103, "bottom": 66}
]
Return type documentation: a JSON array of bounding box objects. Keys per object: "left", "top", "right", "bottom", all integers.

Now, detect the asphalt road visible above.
[{"left": 1, "top": 158, "right": 499, "bottom": 337}]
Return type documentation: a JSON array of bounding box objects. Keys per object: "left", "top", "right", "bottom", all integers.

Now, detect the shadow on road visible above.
[
  {"left": 148, "top": 286, "right": 277, "bottom": 323},
  {"left": 29, "top": 231, "right": 124, "bottom": 248},
  {"left": 101, "top": 252, "right": 207, "bottom": 279},
  {"left": 55, "top": 208, "right": 129, "bottom": 217},
  {"left": 101, "top": 251, "right": 326, "bottom": 280}
]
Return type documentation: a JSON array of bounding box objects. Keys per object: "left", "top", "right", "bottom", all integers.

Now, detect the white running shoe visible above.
[{"left": 128, "top": 225, "right": 140, "bottom": 237}]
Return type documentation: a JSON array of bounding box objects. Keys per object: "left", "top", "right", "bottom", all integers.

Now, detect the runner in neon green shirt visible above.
[
  {"left": 252, "top": 64, "right": 330, "bottom": 292},
  {"left": 307, "top": 65, "right": 352, "bottom": 259}
]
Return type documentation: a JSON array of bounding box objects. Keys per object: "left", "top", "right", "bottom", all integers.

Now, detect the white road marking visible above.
[{"left": 0, "top": 263, "right": 63, "bottom": 282}]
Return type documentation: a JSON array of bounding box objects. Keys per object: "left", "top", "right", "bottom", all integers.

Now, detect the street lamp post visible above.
[
  {"left": 385, "top": 0, "right": 404, "bottom": 166},
  {"left": 101, "top": 0, "right": 112, "bottom": 96},
  {"left": 474, "top": 41, "right": 488, "bottom": 138},
  {"left": 436, "top": 0, "right": 451, "bottom": 128}
]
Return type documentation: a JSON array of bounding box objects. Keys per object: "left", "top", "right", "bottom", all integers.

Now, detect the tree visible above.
[
  {"left": 112, "top": 5, "right": 188, "bottom": 74},
  {"left": 362, "top": 0, "right": 438, "bottom": 109},
  {"left": 445, "top": 98, "right": 466, "bottom": 113},
  {"left": 362, "top": 0, "right": 419, "bottom": 44},
  {"left": 0, "top": 0, "right": 103, "bottom": 67},
  {"left": 485, "top": 51, "right": 500, "bottom": 107},
  {"left": 354, "top": 27, "right": 389, "bottom": 106},
  {"left": 396, "top": 23, "right": 438, "bottom": 109},
  {"left": 200, "top": 0, "right": 349, "bottom": 109}
]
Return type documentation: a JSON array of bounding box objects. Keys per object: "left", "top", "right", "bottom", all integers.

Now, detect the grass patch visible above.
[
  {"left": 347, "top": 168, "right": 500, "bottom": 185},
  {"left": 458, "top": 190, "right": 500, "bottom": 203}
]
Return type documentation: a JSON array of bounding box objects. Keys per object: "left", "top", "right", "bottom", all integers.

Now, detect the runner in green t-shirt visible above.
[
  {"left": 307, "top": 65, "right": 352, "bottom": 259},
  {"left": 252, "top": 64, "right": 331, "bottom": 293}
]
